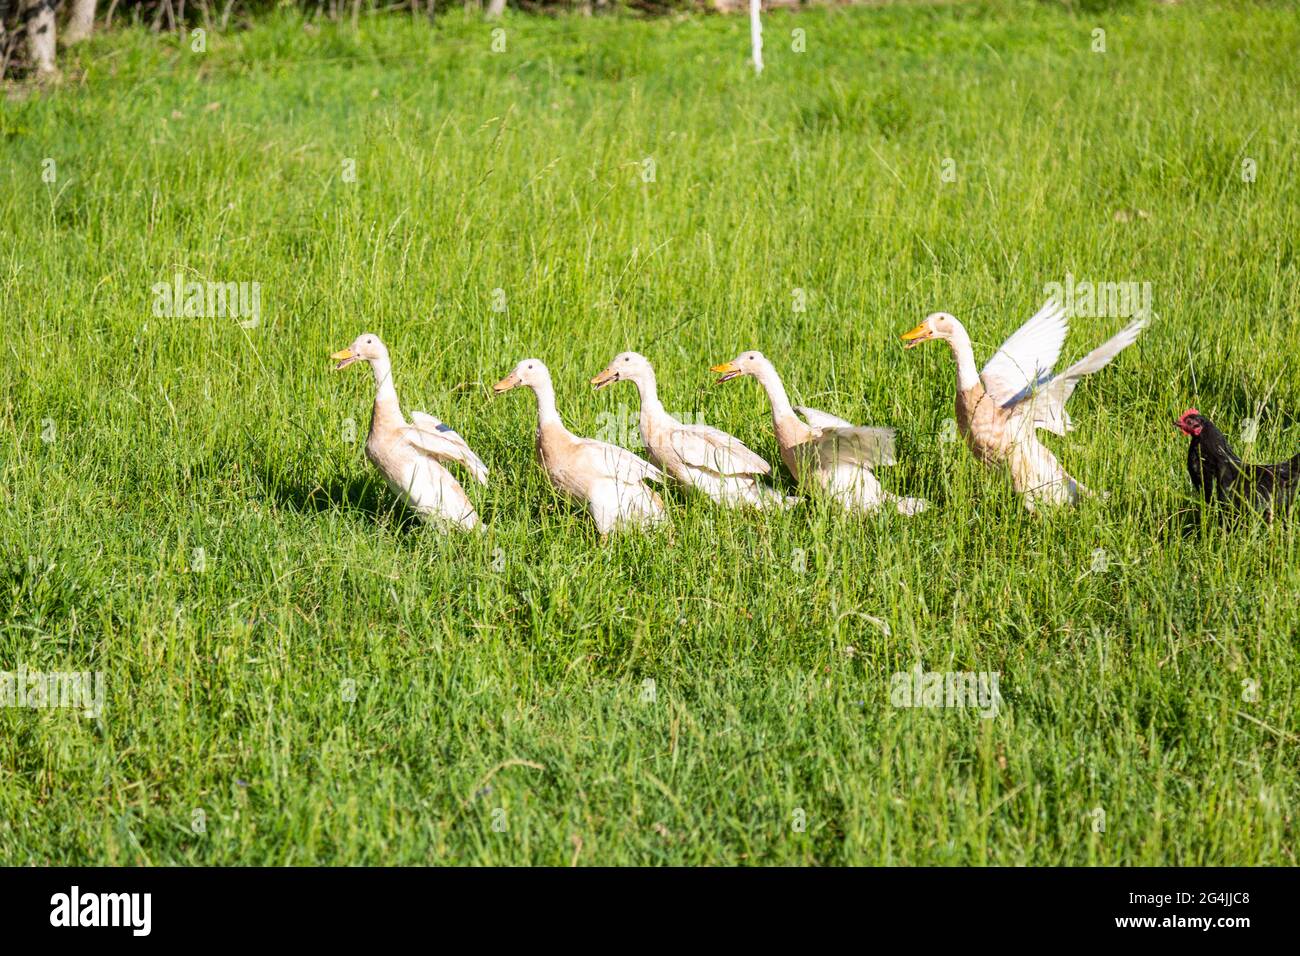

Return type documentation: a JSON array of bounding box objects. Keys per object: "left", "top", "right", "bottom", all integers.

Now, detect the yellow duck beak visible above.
[
  {"left": 901, "top": 323, "right": 933, "bottom": 350},
  {"left": 493, "top": 371, "right": 521, "bottom": 395},
  {"left": 590, "top": 367, "right": 618, "bottom": 390},
  {"left": 331, "top": 348, "right": 358, "bottom": 370},
  {"left": 711, "top": 361, "right": 742, "bottom": 384}
]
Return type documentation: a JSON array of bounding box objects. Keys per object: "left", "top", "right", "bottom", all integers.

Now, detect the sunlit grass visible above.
[{"left": 1, "top": 1, "right": 1297, "bottom": 864}]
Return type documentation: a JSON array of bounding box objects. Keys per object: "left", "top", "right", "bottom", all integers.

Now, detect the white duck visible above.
[
  {"left": 901, "top": 299, "right": 1146, "bottom": 510},
  {"left": 493, "top": 359, "right": 667, "bottom": 534},
  {"left": 709, "top": 351, "right": 925, "bottom": 515},
  {"left": 331, "top": 333, "right": 487, "bottom": 530},
  {"left": 590, "top": 351, "right": 794, "bottom": 510}
]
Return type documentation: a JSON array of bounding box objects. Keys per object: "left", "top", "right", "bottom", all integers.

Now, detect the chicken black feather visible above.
[{"left": 1176, "top": 409, "right": 1300, "bottom": 519}]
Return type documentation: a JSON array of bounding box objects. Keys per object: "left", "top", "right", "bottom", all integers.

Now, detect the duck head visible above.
[
  {"left": 591, "top": 351, "right": 654, "bottom": 391},
  {"left": 710, "top": 350, "right": 771, "bottom": 385},
  {"left": 901, "top": 312, "right": 960, "bottom": 350},
  {"left": 494, "top": 359, "right": 549, "bottom": 395},
  {"left": 330, "top": 332, "right": 388, "bottom": 370}
]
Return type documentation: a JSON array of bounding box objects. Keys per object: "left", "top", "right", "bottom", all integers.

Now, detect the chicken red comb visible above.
[{"left": 1174, "top": 408, "right": 1203, "bottom": 437}]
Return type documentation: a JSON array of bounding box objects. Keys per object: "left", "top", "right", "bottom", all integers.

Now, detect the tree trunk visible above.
[
  {"left": 21, "top": 0, "right": 60, "bottom": 79},
  {"left": 63, "top": 0, "right": 96, "bottom": 45},
  {"left": 485, "top": 0, "right": 505, "bottom": 18},
  {"left": 749, "top": 0, "right": 762, "bottom": 74}
]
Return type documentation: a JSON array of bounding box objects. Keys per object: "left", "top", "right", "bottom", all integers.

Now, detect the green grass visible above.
[{"left": 2, "top": 1, "right": 1299, "bottom": 865}]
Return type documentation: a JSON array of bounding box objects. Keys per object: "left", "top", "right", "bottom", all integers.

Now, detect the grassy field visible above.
[{"left": 2, "top": 1, "right": 1298, "bottom": 865}]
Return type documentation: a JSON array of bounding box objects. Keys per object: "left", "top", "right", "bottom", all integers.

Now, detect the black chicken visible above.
[{"left": 1175, "top": 408, "right": 1300, "bottom": 519}]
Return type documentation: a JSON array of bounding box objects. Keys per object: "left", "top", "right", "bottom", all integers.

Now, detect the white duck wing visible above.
[
  {"left": 812, "top": 426, "right": 898, "bottom": 469},
  {"left": 404, "top": 412, "right": 489, "bottom": 485},
  {"left": 980, "top": 299, "right": 1070, "bottom": 410},
  {"left": 1020, "top": 318, "right": 1147, "bottom": 436},
  {"left": 577, "top": 438, "right": 664, "bottom": 485},
  {"left": 668, "top": 424, "right": 771, "bottom": 476},
  {"left": 793, "top": 405, "right": 855, "bottom": 430}
]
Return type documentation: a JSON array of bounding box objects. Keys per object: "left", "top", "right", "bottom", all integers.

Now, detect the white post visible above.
[
  {"left": 749, "top": 0, "right": 763, "bottom": 75},
  {"left": 64, "top": 0, "right": 100, "bottom": 45},
  {"left": 21, "top": 0, "right": 60, "bottom": 79}
]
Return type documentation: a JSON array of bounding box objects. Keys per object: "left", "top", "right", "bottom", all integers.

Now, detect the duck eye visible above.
[{"left": 623, "top": 357, "right": 630, "bottom": 362}]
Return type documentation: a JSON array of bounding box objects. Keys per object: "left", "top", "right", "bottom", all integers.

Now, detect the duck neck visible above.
[
  {"left": 531, "top": 377, "right": 564, "bottom": 431},
  {"left": 370, "top": 356, "right": 403, "bottom": 427},
  {"left": 947, "top": 323, "right": 982, "bottom": 393},
  {"left": 754, "top": 363, "right": 798, "bottom": 429},
  {"left": 631, "top": 371, "right": 665, "bottom": 422}
]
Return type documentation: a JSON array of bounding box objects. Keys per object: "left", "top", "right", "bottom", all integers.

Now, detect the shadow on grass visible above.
[
  {"left": 1165, "top": 505, "right": 1206, "bottom": 540},
  {"left": 255, "top": 463, "right": 429, "bottom": 534},
  {"left": 1157, "top": 500, "right": 1293, "bottom": 539}
]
